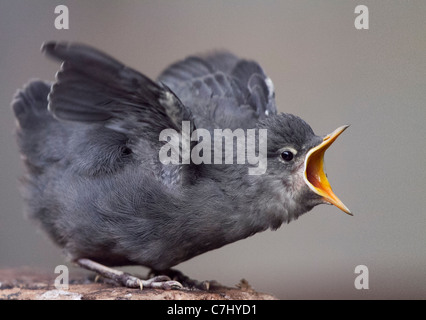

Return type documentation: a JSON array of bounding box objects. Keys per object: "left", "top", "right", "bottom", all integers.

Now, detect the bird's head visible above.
[{"left": 256, "top": 113, "right": 351, "bottom": 217}]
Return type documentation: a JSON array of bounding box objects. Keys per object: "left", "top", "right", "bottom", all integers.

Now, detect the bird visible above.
[{"left": 12, "top": 41, "right": 351, "bottom": 290}]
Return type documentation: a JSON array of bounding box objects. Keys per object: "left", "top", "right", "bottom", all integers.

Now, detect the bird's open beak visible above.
[{"left": 303, "top": 125, "right": 352, "bottom": 215}]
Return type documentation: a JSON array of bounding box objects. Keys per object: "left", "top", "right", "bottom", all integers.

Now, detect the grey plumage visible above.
[{"left": 12, "top": 42, "right": 331, "bottom": 272}]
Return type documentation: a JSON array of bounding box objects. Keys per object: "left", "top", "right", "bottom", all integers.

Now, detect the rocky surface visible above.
[{"left": 0, "top": 268, "right": 276, "bottom": 300}]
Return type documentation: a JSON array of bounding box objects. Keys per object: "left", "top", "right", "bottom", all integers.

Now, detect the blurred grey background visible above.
[{"left": 1, "top": 0, "right": 425, "bottom": 299}]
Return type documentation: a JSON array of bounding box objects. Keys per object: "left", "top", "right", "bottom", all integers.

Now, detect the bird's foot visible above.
[
  {"left": 77, "top": 258, "right": 182, "bottom": 290},
  {"left": 150, "top": 268, "right": 222, "bottom": 291}
]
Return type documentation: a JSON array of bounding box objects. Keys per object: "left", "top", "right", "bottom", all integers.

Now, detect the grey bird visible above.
[{"left": 12, "top": 42, "right": 350, "bottom": 290}]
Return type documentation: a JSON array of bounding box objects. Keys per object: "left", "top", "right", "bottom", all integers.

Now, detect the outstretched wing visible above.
[
  {"left": 42, "top": 42, "right": 193, "bottom": 146},
  {"left": 158, "top": 51, "right": 277, "bottom": 131},
  {"left": 42, "top": 42, "right": 201, "bottom": 186}
]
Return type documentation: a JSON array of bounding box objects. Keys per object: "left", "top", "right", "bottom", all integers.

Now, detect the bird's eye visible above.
[{"left": 280, "top": 150, "right": 294, "bottom": 162}]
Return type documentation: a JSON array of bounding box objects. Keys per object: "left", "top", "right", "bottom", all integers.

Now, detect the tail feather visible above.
[
  {"left": 13, "top": 80, "right": 51, "bottom": 128},
  {"left": 12, "top": 80, "right": 64, "bottom": 171}
]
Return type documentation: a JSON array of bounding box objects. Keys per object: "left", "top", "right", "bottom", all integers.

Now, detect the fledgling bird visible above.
[{"left": 12, "top": 42, "right": 350, "bottom": 290}]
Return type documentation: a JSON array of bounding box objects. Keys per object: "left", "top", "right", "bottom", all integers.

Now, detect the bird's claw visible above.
[
  {"left": 77, "top": 259, "right": 183, "bottom": 291},
  {"left": 142, "top": 275, "right": 183, "bottom": 290},
  {"left": 149, "top": 268, "right": 222, "bottom": 291},
  {"left": 122, "top": 274, "right": 183, "bottom": 290}
]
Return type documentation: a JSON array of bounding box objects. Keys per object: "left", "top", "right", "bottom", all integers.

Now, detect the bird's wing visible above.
[
  {"left": 42, "top": 42, "right": 201, "bottom": 186},
  {"left": 158, "top": 52, "right": 277, "bottom": 130},
  {"left": 42, "top": 42, "right": 194, "bottom": 146}
]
